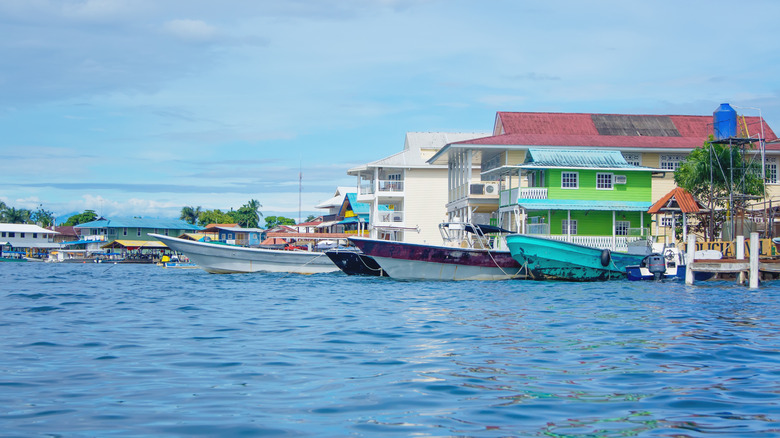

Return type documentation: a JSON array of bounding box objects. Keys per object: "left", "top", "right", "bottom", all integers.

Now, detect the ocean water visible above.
[{"left": 1, "top": 263, "right": 779, "bottom": 437}]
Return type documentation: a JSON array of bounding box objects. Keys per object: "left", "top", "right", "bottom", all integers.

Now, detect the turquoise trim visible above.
[{"left": 517, "top": 199, "right": 651, "bottom": 211}]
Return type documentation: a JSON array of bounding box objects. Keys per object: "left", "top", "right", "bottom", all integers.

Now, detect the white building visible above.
[
  {"left": 348, "top": 132, "right": 490, "bottom": 244},
  {"left": 0, "top": 224, "right": 60, "bottom": 256}
]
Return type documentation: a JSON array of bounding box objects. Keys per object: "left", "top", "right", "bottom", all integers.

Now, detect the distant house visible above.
[
  {"left": 315, "top": 187, "right": 354, "bottom": 233},
  {"left": 74, "top": 218, "right": 202, "bottom": 254},
  {"left": 294, "top": 217, "right": 323, "bottom": 233},
  {"left": 0, "top": 224, "right": 60, "bottom": 257},
  {"left": 202, "top": 226, "right": 264, "bottom": 246}
]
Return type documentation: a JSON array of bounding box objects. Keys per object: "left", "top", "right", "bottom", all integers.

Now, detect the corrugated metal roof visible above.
[
  {"left": 0, "top": 224, "right": 59, "bottom": 234},
  {"left": 76, "top": 218, "right": 202, "bottom": 230},
  {"left": 647, "top": 187, "right": 706, "bottom": 214},
  {"left": 517, "top": 199, "right": 652, "bottom": 211},
  {"left": 524, "top": 148, "right": 636, "bottom": 168}
]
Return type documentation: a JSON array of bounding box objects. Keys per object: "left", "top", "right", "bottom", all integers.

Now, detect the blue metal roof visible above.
[
  {"left": 517, "top": 199, "right": 651, "bottom": 211},
  {"left": 343, "top": 193, "right": 391, "bottom": 214},
  {"left": 75, "top": 218, "right": 203, "bottom": 230},
  {"left": 525, "top": 148, "right": 637, "bottom": 169}
]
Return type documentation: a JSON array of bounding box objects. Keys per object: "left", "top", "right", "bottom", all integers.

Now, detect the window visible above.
[
  {"left": 561, "top": 172, "right": 578, "bottom": 189},
  {"left": 660, "top": 217, "right": 674, "bottom": 227},
  {"left": 20, "top": 233, "right": 25, "bottom": 238},
  {"left": 597, "top": 173, "right": 613, "bottom": 190},
  {"left": 615, "top": 221, "right": 630, "bottom": 236},
  {"left": 33, "top": 233, "right": 38, "bottom": 238},
  {"left": 137, "top": 229, "right": 141, "bottom": 237},
  {"left": 562, "top": 219, "right": 577, "bottom": 235},
  {"left": 9, "top": 232, "right": 15, "bottom": 238},
  {"left": 660, "top": 154, "right": 685, "bottom": 171},
  {"left": 622, "top": 152, "right": 641, "bottom": 166},
  {"left": 123, "top": 227, "right": 128, "bottom": 236},
  {"left": 1, "top": 232, "right": 5, "bottom": 237},
  {"left": 766, "top": 157, "right": 777, "bottom": 184}
]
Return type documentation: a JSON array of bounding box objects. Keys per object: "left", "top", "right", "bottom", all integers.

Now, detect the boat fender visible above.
[{"left": 600, "top": 249, "right": 611, "bottom": 267}]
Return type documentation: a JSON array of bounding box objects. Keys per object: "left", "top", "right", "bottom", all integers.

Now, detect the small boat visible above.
[
  {"left": 347, "top": 223, "right": 525, "bottom": 281},
  {"left": 150, "top": 233, "right": 339, "bottom": 274},
  {"left": 505, "top": 233, "right": 647, "bottom": 281},
  {"left": 626, "top": 247, "right": 720, "bottom": 281},
  {"left": 325, "top": 247, "right": 388, "bottom": 277}
]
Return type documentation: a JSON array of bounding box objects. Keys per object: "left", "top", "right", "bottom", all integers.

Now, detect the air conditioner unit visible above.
[
  {"left": 484, "top": 183, "right": 499, "bottom": 194},
  {"left": 614, "top": 175, "right": 627, "bottom": 184}
]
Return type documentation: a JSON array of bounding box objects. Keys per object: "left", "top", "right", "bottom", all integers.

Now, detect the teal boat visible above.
[{"left": 505, "top": 234, "right": 647, "bottom": 281}]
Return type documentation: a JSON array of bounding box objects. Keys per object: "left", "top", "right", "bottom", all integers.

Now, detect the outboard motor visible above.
[{"left": 646, "top": 253, "right": 666, "bottom": 281}]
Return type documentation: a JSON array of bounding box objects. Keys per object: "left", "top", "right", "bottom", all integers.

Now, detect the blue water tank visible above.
[{"left": 713, "top": 103, "right": 737, "bottom": 140}]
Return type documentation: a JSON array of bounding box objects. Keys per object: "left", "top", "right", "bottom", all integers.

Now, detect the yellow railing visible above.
[{"left": 689, "top": 238, "right": 777, "bottom": 258}]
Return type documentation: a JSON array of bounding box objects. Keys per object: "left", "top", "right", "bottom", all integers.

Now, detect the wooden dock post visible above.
[
  {"left": 686, "top": 234, "right": 696, "bottom": 285},
  {"left": 750, "top": 232, "right": 759, "bottom": 289},
  {"left": 737, "top": 235, "right": 745, "bottom": 284}
]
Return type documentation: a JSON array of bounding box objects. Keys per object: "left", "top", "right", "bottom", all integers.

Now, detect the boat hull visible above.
[
  {"left": 325, "top": 249, "right": 388, "bottom": 277},
  {"left": 150, "top": 234, "right": 338, "bottom": 274},
  {"left": 506, "top": 234, "right": 646, "bottom": 281},
  {"left": 348, "top": 237, "right": 524, "bottom": 281}
]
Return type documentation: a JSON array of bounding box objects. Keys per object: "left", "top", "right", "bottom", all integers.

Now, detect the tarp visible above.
[{"left": 102, "top": 240, "right": 168, "bottom": 249}]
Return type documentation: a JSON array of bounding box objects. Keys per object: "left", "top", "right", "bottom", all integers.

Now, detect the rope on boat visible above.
[
  {"left": 279, "top": 252, "right": 328, "bottom": 280},
  {"left": 485, "top": 248, "right": 526, "bottom": 279},
  {"left": 356, "top": 253, "right": 384, "bottom": 274}
]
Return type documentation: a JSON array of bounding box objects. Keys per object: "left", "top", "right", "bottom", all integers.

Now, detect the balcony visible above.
[
  {"left": 499, "top": 187, "right": 548, "bottom": 206},
  {"left": 378, "top": 180, "right": 404, "bottom": 193},
  {"left": 520, "top": 188, "right": 547, "bottom": 199},
  {"left": 376, "top": 210, "right": 404, "bottom": 226}
]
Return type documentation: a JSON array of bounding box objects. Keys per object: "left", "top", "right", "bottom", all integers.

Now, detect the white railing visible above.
[
  {"left": 527, "top": 223, "right": 550, "bottom": 235},
  {"left": 500, "top": 188, "right": 519, "bottom": 206},
  {"left": 520, "top": 188, "right": 548, "bottom": 199},
  {"left": 378, "top": 180, "right": 404, "bottom": 192},
  {"left": 378, "top": 211, "right": 404, "bottom": 224},
  {"left": 545, "top": 235, "right": 645, "bottom": 252}
]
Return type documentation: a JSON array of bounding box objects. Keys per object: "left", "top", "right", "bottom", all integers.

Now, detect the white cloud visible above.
[{"left": 163, "top": 18, "right": 219, "bottom": 43}]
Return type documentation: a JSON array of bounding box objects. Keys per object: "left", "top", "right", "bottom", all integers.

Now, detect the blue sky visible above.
[{"left": 2, "top": 0, "right": 779, "bottom": 222}]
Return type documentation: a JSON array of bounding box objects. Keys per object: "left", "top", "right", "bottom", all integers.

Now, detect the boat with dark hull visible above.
[
  {"left": 325, "top": 248, "right": 388, "bottom": 277},
  {"left": 347, "top": 223, "right": 525, "bottom": 281}
]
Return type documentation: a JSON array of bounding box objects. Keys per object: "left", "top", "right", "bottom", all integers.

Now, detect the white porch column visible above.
[
  {"left": 567, "top": 210, "right": 571, "bottom": 242},
  {"left": 682, "top": 212, "right": 688, "bottom": 243},
  {"left": 612, "top": 211, "right": 616, "bottom": 251}
]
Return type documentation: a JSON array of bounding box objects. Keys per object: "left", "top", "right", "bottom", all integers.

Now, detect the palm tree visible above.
[
  {"left": 180, "top": 206, "right": 202, "bottom": 225},
  {"left": 4, "top": 207, "right": 31, "bottom": 224},
  {"left": 238, "top": 199, "right": 263, "bottom": 228}
]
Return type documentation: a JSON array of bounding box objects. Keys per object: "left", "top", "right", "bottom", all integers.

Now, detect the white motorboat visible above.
[{"left": 150, "top": 233, "right": 338, "bottom": 274}]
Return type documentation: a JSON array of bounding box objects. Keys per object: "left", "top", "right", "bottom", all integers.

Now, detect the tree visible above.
[
  {"left": 234, "top": 199, "right": 263, "bottom": 228},
  {"left": 264, "top": 216, "right": 296, "bottom": 228},
  {"left": 197, "top": 209, "right": 235, "bottom": 226},
  {"left": 180, "top": 206, "right": 202, "bottom": 225},
  {"left": 305, "top": 215, "right": 317, "bottom": 222},
  {"left": 674, "top": 137, "right": 764, "bottom": 240},
  {"left": 2, "top": 207, "right": 31, "bottom": 223},
  {"left": 31, "top": 205, "right": 55, "bottom": 228},
  {"left": 63, "top": 210, "right": 98, "bottom": 226}
]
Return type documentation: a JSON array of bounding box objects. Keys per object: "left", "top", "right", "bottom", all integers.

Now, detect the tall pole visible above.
[{"left": 298, "top": 160, "right": 302, "bottom": 225}]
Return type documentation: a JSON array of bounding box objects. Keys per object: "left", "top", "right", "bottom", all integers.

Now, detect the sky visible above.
[{"left": 2, "top": 0, "right": 780, "bottom": 223}]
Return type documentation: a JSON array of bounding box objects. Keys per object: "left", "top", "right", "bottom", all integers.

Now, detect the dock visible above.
[{"left": 686, "top": 233, "right": 774, "bottom": 288}]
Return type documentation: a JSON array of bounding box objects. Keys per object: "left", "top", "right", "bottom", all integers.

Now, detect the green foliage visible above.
[
  {"left": 234, "top": 199, "right": 263, "bottom": 228},
  {"left": 674, "top": 136, "right": 765, "bottom": 239},
  {"left": 63, "top": 210, "right": 98, "bottom": 226},
  {"left": 197, "top": 209, "right": 236, "bottom": 226},
  {"left": 264, "top": 216, "right": 296, "bottom": 228},
  {"left": 180, "top": 206, "right": 202, "bottom": 225},
  {"left": 1, "top": 206, "right": 31, "bottom": 223},
  {"left": 305, "top": 215, "right": 317, "bottom": 222},
  {"left": 31, "top": 205, "right": 55, "bottom": 227}
]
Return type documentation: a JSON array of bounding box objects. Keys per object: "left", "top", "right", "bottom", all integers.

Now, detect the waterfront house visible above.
[
  {"left": 348, "top": 132, "right": 489, "bottom": 244},
  {"left": 492, "top": 148, "right": 664, "bottom": 251},
  {"left": 428, "top": 109, "right": 779, "bottom": 245},
  {"left": 0, "top": 224, "right": 60, "bottom": 258},
  {"left": 75, "top": 217, "right": 203, "bottom": 255}
]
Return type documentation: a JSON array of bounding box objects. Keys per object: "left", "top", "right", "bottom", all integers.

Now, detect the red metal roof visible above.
[
  {"left": 647, "top": 187, "right": 706, "bottom": 214},
  {"left": 466, "top": 112, "right": 778, "bottom": 150}
]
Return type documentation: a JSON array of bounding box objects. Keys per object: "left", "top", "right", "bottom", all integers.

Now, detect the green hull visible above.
[{"left": 505, "top": 234, "right": 646, "bottom": 281}]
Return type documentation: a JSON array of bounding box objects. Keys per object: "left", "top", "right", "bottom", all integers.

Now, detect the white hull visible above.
[
  {"left": 371, "top": 256, "right": 521, "bottom": 281},
  {"left": 150, "top": 234, "right": 338, "bottom": 274}
]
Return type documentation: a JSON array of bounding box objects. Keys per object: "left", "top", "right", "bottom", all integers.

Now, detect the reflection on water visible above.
[{"left": 1, "top": 264, "right": 779, "bottom": 436}]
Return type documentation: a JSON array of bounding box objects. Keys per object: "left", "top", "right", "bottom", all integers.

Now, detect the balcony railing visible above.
[
  {"left": 360, "top": 184, "right": 373, "bottom": 195},
  {"left": 377, "top": 211, "right": 404, "bottom": 224},
  {"left": 520, "top": 188, "right": 548, "bottom": 199},
  {"left": 378, "top": 180, "right": 404, "bottom": 192}
]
